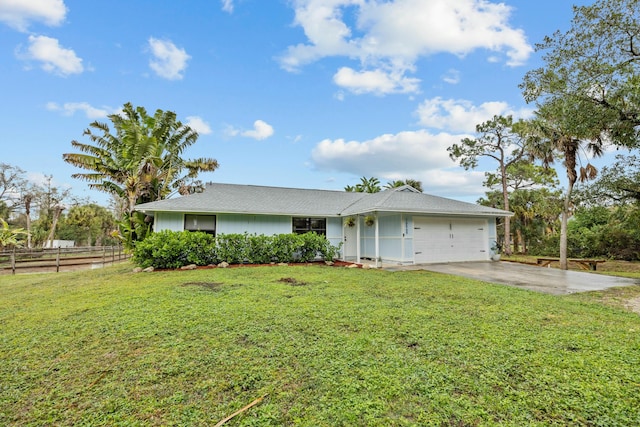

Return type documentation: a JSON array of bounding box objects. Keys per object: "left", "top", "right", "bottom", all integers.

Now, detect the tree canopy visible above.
[
  {"left": 385, "top": 179, "right": 423, "bottom": 192},
  {"left": 345, "top": 177, "right": 424, "bottom": 193},
  {"left": 448, "top": 115, "right": 530, "bottom": 255},
  {"left": 63, "top": 102, "right": 219, "bottom": 246},
  {"left": 345, "top": 177, "right": 381, "bottom": 193},
  {"left": 521, "top": 0, "right": 640, "bottom": 149}
]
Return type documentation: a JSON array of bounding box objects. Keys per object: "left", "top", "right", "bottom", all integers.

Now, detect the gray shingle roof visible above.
[{"left": 135, "top": 183, "right": 512, "bottom": 217}]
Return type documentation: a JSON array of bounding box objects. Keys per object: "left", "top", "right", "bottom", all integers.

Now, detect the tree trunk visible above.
[
  {"left": 501, "top": 164, "right": 512, "bottom": 255},
  {"left": 516, "top": 228, "right": 524, "bottom": 254},
  {"left": 559, "top": 180, "right": 574, "bottom": 270},
  {"left": 45, "top": 206, "right": 64, "bottom": 247},
  {"left": 24, "top": 196, "right": 32, "bottom": 249}
]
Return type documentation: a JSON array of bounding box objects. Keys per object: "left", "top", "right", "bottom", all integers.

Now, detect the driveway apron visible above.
[{"left": 387, "top": 261, "right": 639, "bottom": 295}]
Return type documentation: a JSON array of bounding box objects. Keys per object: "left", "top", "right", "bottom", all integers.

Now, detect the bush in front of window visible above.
[
  {"left": 132, "top": 231, "right": 341, "bottom": 269},
  {"left": 271, "top": 233, "right": 302, "bottom": 262},
  {"left": 131, "top": 230, "right": 217, "bottom": 269},
  {"left": 215, "top": 233, "right": 249, "bottom": 264}
]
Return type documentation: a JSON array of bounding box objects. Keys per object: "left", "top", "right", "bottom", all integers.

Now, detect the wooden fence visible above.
[{"left": 0, "top": 246, "right": 130, "bottom": 275}]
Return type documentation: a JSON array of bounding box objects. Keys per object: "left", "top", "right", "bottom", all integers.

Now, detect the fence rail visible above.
[{"left": 0, "top": 246, "right": 130, "bottom": 275}]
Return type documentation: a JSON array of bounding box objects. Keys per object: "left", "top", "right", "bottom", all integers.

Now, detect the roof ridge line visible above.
[
  {"left": 338, "top": 192, "right": 369, "bottom": 215},
  {"left": 338, "top": 188, "right": 396, "bottom": 215},
  {"left": 206, "top": 182, "right": 348, "bottom": 194}
]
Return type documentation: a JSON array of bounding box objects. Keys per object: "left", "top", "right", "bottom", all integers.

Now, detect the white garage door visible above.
[{"left": 414, "top": 217, "right": 488, "bottom": 263}]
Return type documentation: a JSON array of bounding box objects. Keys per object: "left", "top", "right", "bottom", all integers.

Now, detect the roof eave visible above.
[
  {"left": 136, "top": 207, "right": 343, "bottom": 217},
  {"left": 342, "top": 207, "right": 513, "bottom": 217}
]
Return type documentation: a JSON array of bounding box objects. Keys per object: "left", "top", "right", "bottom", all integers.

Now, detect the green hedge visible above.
[{"left": 132, "top": 231, "right": 341, "bottom": 269}]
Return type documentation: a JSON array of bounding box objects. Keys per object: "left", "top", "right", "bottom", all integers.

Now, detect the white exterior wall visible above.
[
  {"left": 377, "top": 214, "right": 403, "bottom": 262},
  {"left": 403, "top": 216, "right": 414, "bottom": 264},
  {"left": 43, "top": 240, "right": 75, "bottom": 248},
  {"left": 357, "top": 213, "right": 413, "bottom": 264},
  {"left": 326, "top": 217, "right": 343, "bottom": 252},
  {"left": 153, "top": 212, "right": 341, "bottom": 246},
  {"left": 153, "top": 210, "right": 500, "bottom": 264},
  {"left": 154, "top": 212, "right": 185, "bottom": 232},
  {"left": 217, "top": 214, "right": 291, "bottom": 235},
  {"left": 488, "top": 217, "right": 498, "bottom": 256},
  {"left": 349, "top": 213, "right": 498, "bottom": 265}
]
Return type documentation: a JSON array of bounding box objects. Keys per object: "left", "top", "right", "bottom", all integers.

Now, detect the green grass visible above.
[{"left": 1, "top": 263, "right": 640, "bottom": 426}]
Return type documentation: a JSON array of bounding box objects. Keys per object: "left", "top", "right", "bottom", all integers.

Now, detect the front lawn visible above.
[{"left": 1, "top": 264, "right": 639, "bottom": 426}]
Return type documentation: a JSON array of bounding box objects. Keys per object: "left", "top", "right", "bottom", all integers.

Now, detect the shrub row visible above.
[{"left": 131, "top": 230, "right": 341, "bottom": 269}]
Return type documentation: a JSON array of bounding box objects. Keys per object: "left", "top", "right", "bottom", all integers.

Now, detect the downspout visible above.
[
  {"left": 375, "top": 212, "right": 380, "bottom": 268},
  {"left": 356, "top": 215, "right": 361, "bottom": 264},
  {"left": 401, "top": 214, "right": 405, "bottom": 262},
  {"left": 341, "top": 216, "right": 345, "bottom": 261}
]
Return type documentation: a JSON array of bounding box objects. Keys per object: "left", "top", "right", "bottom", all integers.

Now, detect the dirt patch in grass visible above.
[
  {"left": 278, "top": 277, "right": 308, "bottom": 286},
  {"left": 181, "top": 281, "right": 224, "bottom": 291},
  {"left": 625, "top": 296, "right": 640, "bottom": 314},
  {"left": 572, "top": 284, "right": 640, "bottom": 315}
]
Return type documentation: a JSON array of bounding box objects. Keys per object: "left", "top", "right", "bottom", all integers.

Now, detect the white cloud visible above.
[
  {"left": 21, "top": 35, "right": 83, "bottom": 76},
  {"left": 242, "top": 120, "right": 274, "bottom": 140},
  {"left": 0, "top": 0, "right": 66, "bottom": 31},
  {"left": 46, "top": 101, "right": 109, "bottom": 118},
  {"left": 311, "top": 129, "right": 487, "bottom": 198},
  {"left": 333, "top": 66, "right": 419, "bottom": 95},
  {"left": 185, "top": 116, "right": 212, "bottom": 135},
  {"left": 221, "top": 0, "right": 234, "bottom": 13},
  {"left": 224, "top": 125, "right": 240, "bottom": 138},
  {"left": 312, "top": 129, "right": 461, "bottom": 175},
  {"left": 226, "top": 120, "right": 275, "bottom": 140},
  {"left": 442, "top": 69, "right": 460, "bottom": 85},
  {"left": 280, "top": 0, "right": 532, "bottom": 95},
  {"left": 148, "top": 37, "right": 190, "bottom": 80},
  {"left": 279, "top": 0, "right": 359, "bottom": 72},
  {"left": 415, "top": 97, "right": 534, "bottom": 133}
]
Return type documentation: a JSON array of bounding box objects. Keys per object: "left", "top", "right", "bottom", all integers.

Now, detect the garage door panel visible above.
[
  {"left": 414, "top": 217, "right": 488, "bottom": 263},
  {"left": 414, "top": 218, "right": 452, "bottom": 263}
]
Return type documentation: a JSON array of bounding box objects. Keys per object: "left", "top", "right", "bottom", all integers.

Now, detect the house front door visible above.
[{"left": 343, "top": 223, "right": 357, "bottom": 261}]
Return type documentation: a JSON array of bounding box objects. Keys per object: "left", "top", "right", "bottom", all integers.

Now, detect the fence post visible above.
[
  {"left": 11, "top": 247, "right": 16, "bottom": 275},
  {"left": 111, "top": 245, "right": 115, "bottom": 265},
  {"left": 102, "top": 246, "right": 106, "bottom": 267},
  {"left": 56, "top": 247, "right": 61, "bottom": 273}
]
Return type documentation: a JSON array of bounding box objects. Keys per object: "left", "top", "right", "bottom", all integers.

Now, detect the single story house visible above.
[{"left": 134, "top": 182, "right": 512, "bottom": 265}]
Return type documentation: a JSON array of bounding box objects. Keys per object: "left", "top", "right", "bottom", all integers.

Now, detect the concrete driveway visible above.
[{"left": 387, "top": 261, "right": 639, "bottom": 295}]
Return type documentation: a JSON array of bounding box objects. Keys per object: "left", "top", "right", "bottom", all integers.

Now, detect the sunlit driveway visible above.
[{"left": 386, "top": 261, "right": 640, "bottom": 295}]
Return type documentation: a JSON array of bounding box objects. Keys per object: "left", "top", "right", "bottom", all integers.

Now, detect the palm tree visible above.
[
  {"left": 22, "top": 193, "right": 32, "bottom": 249},
  {"left": 0, "top": 219, "right": 25, "bottom": 249},
  {"left": 63, "top": 102, "right": 219, "bottom": 246},
  {"left": 528, "top": 102, "right": 604, "bottom": 269},
  {"left": 385, "top": 179, "right": 423, "bottom": 192},
  {"left": 344, "top": 177, "right": 381, "bottom": 193}
]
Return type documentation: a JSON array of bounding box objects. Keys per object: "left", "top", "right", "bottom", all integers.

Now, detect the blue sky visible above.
[{"left": 0, "top": 0, "right": 594, "bottom": 206}]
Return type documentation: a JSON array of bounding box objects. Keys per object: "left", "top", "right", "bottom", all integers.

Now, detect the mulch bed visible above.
[{"left": 177, "top": 260, "right": 359, "bottom": 270}]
